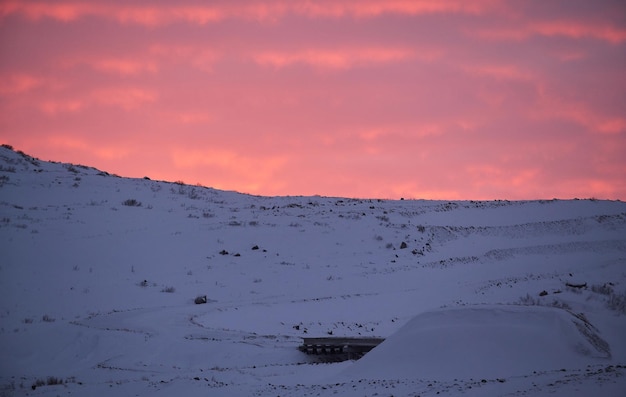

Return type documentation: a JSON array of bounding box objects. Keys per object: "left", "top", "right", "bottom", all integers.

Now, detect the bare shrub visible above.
[
  {"left": 607, "top": 291, "right": 626, "bottom": 314},
  {"left": 519, "top": 293, "right": 537, "bottom": 306},
  {"left": 46, "top": 377, "right": 63, "bottom": 386},
  {"left": 591, "top": 283, "right": 614, "bottom": 296},
  {"left": 550, "top": 300, "right": 571, "bottom": 310},
  {"left": 161, "top": 286, "right": 176, "bottom": 293},
  {"left": 122, "top": 199, "right": 142, "bottom": 207},
  {"left": 0, "top": 165, "right": 16, "bottom": 172},
  {"left": 31, "top": 377, "right": 64, "bottom": 390}
]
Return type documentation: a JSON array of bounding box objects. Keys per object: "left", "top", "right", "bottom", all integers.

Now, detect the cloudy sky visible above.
[{"left": 1, "top": 0, "right": 625, "bottom": 199}]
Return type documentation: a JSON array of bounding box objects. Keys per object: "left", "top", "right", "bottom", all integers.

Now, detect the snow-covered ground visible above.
[{"left": 0, "top": 145, "right": 625, "bottom": 396}]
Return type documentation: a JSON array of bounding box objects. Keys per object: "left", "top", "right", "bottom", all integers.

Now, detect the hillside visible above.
[{"left": 0, "top": 145, "right": 625, "bottom": 396}]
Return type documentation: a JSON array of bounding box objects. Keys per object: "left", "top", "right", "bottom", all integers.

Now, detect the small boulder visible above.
[{"left": 194, "top": 295, "right": 208, "bottom": 304}]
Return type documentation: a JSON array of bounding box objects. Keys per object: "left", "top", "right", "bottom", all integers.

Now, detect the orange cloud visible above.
[
  {"left": 39, "top": 99, "right": 84, "bottom": 115},
  {"left": 45, "top": 135, "right": 89, "bottom": 151},
  {"left": 462, "top": 64, "right": 535, "bottom": 81},
  {"left": 296, "top": 0, "right": 497, "bottom": 18},
  {"left": 0, "top": 73, "right": 41, "bottom": 95},
  {"left": 0, "top": 1, "right": 223, "bottom": 25},
  {"left": 1, "top": 1, "right": 496, "bottom": 26},
  {"left": 465, "top": 165, "right": 543, "bottom": 198},
  {"left": 41, "top": 135, "right": 130, "bottom": 161},
  {"left": 530, "top": 21, "right": 626, "bottom": 44},
  {"left": 472, "top": 20, "right": 626, "bottom": 44},
  {"left": 170, "top": 148, "right": 289, "bottom": 194},
  {"left": 596, "top": 118, "right": 626, "bottom": 135},
  {"left": 94, "top": 146, "right": 130, "bottom": 160},
  {"left": 59, "top": 55, "right": 159, "bottom": 75},
  {"left": 254, "top": 47, "right": 415, "bottom": 69},
  {"left": 358, "top": 123, "right": 445, "bottom": 143},
  {"left": 173, "top": 111, "right": 212, "bottom": 125},
  {"left": 91, "top": 87, "right": 157, "bottom": 110},
  {"left": 148, "top": 45, "right": 219, "bottom": 72},
  {"left": 0, "top": 1, "right": 97, "bottom": 22},
  {"left": 89, "top": 58, "right": 158, "bottom": 75},
  {"left": 533, "top": 89, "right": 626, "bottom": 135}
]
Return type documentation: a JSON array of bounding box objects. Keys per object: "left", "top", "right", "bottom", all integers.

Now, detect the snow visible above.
[
  {"left": 341, "top": 305, "right": 610, "bottom": 381},
  {"left": 0, "top": 145, "right": 625, "bottom": 396}
]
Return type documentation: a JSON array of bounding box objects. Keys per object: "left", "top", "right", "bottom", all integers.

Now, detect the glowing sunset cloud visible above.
[{"left": 1, "top": 0, "right": 624, "bottom": 200}]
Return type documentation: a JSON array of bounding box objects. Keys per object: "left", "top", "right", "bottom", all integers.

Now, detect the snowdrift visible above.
[{"left": 342, "top": 305, "right": 611, "bottom": 380}]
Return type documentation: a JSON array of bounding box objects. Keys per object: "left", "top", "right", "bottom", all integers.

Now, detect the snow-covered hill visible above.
[{"left": 1, "top": 145, "right": 625, "bottom": 396}]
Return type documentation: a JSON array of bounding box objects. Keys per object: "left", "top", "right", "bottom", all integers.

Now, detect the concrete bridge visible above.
[{"left": 299, "top": 337, "right": 385, "bottom": 361}]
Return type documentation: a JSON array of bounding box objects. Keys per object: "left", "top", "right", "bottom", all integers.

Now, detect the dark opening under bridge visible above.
[{"left": 299, "top": 337, "right": 385, "bottom": 361}]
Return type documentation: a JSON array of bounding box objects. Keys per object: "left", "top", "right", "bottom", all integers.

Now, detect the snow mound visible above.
[{"left": 341, "top": 305, "right": 611, "bottom": 381}]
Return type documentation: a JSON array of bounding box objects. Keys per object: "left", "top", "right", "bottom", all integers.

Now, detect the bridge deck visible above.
[{"left": 299, "top": 337, "right": 385, "bottom": 360}]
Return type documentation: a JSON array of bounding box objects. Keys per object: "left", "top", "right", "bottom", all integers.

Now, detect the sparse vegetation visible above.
[
  {"left": 122, "top": 199, "right": 142, "bottom": 207},
  {"left": 161, "top": 286, "right": 176, "bottom": 293},
  {"left": 607, "top": 292, "right": 626, "bottom": 314},
  {"left": 591, "top": 283, "right": 614, "bottom": 295},
  {"left": 31, "top": 376, "right": 64, "bottom": 390},
  {"left": 517, "top": 294, "right": 571, "bottom": 310},
  {"left": 591, "top": 283, "right": 626, "bottom": 314},
  {"left": 0, "top": 165, "right": 16, "bottom": 172}
]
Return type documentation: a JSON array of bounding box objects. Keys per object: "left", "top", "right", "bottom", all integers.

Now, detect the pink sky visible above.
[{"left": 1, "top": 0, "right": 625, "bottom": 200}]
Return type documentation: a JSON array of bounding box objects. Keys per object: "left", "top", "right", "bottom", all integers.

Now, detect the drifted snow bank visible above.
[{"left": 341, "top": 305, "right": 611, "bottom": 381}]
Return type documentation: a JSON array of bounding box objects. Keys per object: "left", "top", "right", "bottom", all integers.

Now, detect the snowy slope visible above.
[{"left": 0, "top": 145, "right": 625, "bottom": 396}]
